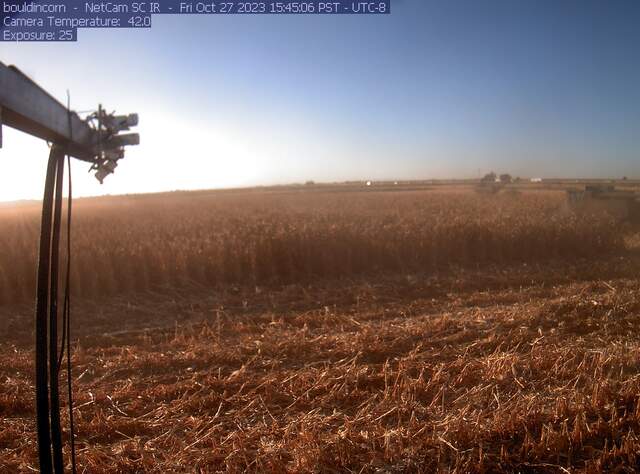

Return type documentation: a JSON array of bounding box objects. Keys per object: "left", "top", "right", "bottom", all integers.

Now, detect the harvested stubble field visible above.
[{"left": 1, "top": 187, "right": 640, "bottom": 473}]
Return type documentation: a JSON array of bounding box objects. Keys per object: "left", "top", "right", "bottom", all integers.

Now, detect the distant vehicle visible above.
[
  {"left": 566, "top": 184, "right": 640, "bottom": 224},
  {"left": 499, "top": 174, "right": 512, "bottom": 184},
  {"left": 481, "top": 172, "right": 497, "bottom": 183},
  {"left": 477, "top": 171, "right": 504, "bottom": 194}
]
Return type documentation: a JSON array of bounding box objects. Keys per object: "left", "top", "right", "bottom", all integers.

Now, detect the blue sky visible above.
[{"left": 1, "top": 0, "right": 639, "bottom": 200}]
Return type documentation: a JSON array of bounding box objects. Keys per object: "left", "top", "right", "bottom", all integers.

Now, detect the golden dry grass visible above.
[
  {"left": 0, "top": 188, "right": 624, "bottom": 304},
  {"left": 0, "top": 186, "right": 638, "bottom": 473}
]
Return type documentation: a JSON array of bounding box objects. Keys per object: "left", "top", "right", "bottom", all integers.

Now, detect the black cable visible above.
[
  {"left": 37, "top": 91, "right": 89, "bottom": 473},
  {"left": 36, "top": 146, "right": 62, "bottom": 474},
  {"left": 39, "top": 92, "right": 88, "bottom": 472},
  {"left": 65, "top": 155, "right": 77, "bottom": 473},
  {"left": 49, "top": 153, "right": 65, "bottom": 473},
  {"left": 65, "top": 92, "right": 78, "bottom": 474},
  {"left": 58, "top": 92, "right": 73, "bottom": 373},
  {"left": 37, "top": 145, "right": 76, "bottom": 473},
  {"left": 56, "top": 157, "right": 76, "bottom": 472}
]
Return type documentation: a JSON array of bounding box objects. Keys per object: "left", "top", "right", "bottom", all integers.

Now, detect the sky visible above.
[{"left": 1, "top": 0, "right": 639, "bottom": 201}]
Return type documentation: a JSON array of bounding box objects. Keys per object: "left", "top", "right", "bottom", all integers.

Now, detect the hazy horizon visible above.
[{"left": 3, "top": 174, "right": 639, "bottom": 206}]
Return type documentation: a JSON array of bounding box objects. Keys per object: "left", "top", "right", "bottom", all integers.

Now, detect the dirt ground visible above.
[{"left": 2, "top": 254, "right": 640, "bottom": 473}]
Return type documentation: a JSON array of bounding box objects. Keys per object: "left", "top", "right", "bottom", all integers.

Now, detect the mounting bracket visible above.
[{"left": 0, "top": 61, "right": 139, "bottom": 181}]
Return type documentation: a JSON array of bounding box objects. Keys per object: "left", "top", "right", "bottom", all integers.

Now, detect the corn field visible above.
[{"left": 0, "top": 188, "right": 624, "bottom": 304}]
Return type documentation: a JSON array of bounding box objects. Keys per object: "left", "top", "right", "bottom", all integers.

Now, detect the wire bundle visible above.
[{"left": 35, "top": 147, "right": 76, "bottom": 474}]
